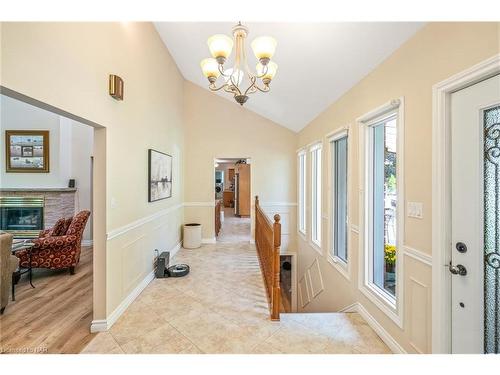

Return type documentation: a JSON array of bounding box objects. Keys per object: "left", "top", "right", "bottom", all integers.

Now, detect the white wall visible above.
[{"left": 1, "top": 94, "right": 94, "bottom": 241}]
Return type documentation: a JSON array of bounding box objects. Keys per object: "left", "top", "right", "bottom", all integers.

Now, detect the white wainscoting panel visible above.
[
  {"left": 408, "top": 276, "right": 431, "bottom": 353},
  {"left": 307, "top": 258, "right": 324, "bottom": 298},
  {"left": 298, "top": 274, "right": 311, "bottom": 308}
]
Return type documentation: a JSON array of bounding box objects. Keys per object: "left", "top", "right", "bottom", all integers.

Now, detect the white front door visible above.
[{"left": 450, "top": 74, "right": 500, "bottom": 353}]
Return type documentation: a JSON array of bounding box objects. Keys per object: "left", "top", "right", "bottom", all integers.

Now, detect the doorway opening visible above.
[
  {"left": 214, "top": 158, "right": 251, "bottom": 243},
  {"left": 0, "top": 87, "right": 107, "bottom": 353}
]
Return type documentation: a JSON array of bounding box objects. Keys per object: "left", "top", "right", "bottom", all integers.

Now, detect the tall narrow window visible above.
[
  {"left": 331, "top": 135, "right": 348, "bottom": 263},
  {"left": 298, "top": 151, "right": 306, "bottom": 235},
  {"left": 310, "top": 144, "right": 322, "bottom": 248},
  {"left": 371, "top": 115, "right": 397, "bottom": 297}
]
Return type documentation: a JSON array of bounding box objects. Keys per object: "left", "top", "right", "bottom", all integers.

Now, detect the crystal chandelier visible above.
[{"left": 200, "top": 22, "right": 278, "bottom": 106}]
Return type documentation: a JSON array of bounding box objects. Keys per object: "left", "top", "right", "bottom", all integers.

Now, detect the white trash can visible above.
[{"left": 183, "top": 223, "right": 202, "bottom": 249}]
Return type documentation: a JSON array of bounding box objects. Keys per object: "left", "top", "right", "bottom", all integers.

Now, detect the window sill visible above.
[
  {"left": 327, "top": 255, "right": 350, "bottom": 281},
  {"left": 359, "top": 282, "right": 402, "bottom": 328}
]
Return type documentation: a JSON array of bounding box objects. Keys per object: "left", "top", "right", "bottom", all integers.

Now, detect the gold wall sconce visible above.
[{"left": 109, "top": 74, "right": 124, "bottom": 100}]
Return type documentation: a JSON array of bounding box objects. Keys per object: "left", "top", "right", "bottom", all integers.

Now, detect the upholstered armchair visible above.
[
  {"left": 15, "top": 210, "right": 90, "bottom": 275},
  {"left": 1, "top": 232, "right": 19, "bottom": 314}
]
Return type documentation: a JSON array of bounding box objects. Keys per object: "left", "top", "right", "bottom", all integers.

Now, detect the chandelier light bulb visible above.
[
  {"left": 207, "top": 34, "right": 234, "bottom": 63},
  {"left": 200, "top": 58, "right": 220, "bottom": 82},
  {"left": 251, "top": 36, "right": 277, "bottom": 63}
]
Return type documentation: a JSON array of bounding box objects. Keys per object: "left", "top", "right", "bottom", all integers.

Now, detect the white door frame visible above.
[{"left": 432, "top": 53, "right": 500, "bottom": 353}]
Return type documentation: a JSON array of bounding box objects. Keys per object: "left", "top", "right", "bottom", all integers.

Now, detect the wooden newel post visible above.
[{"left": 271, "top": 213, "right": 281, "bottom": 321}]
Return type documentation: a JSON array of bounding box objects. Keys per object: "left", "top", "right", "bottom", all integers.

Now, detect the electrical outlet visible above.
[{"left": 407, "top": 201, "right": 423, "bottom": 219}]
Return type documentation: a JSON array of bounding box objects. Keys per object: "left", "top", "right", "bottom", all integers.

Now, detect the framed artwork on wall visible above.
[
  {"left": 148, "top": 149, "right": 172, "bottom": 202},
  {"left": 5, "top": 130, "right": 50, "bottom": 173}
]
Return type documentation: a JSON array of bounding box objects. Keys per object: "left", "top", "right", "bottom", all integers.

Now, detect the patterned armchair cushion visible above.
[
  {"left": 16, "top": 210, "right": 90, "bottom": 270},
  {"left": 66, "top": 211, "right": 90, "bottom": 237},
  {"left": 50, "top": 218, "right": 67, "bottom": 237}
]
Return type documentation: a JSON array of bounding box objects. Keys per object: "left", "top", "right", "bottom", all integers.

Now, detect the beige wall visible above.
[
  {"left": 183, "top": 82, "right": 297, "bottom": 251},
  {"left": 296, "top": 22, "right": 500, "bottom": 353},
  {"left": 1, "top": 22, "right": 185, "bottom": 319}
]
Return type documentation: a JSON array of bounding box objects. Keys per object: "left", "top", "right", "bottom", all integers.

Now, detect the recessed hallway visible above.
[
  {"left": 216, "top": 206, "right": 251, "bottom": 243},
  {"left": 82, "top": 231, "right": 390, "bottom": 354}
]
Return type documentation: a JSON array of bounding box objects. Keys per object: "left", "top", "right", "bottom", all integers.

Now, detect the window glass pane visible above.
[
  {"left": 299, "top": 153, "right": 306, "bottom": 233},
  {"left": 483, "top": 105, "right": 500, "bottom": 353},
  {"left": 372, "top": 117, "right": 397, "bottom": 296},
  {"left": 311, "top": 147, "right": 322, "bottom": 245},
  {"left": 333, "top": 137, "right": 348, "bottom": 262}
]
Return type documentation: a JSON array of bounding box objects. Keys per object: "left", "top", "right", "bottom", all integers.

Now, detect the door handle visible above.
[{"left": 448, "top": 262, "right": 467, "bottom": 276}]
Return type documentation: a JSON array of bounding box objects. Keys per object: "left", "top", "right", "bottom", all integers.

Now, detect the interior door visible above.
[{"left": 450, "top": 74, "right": 500, "bottom": 353}]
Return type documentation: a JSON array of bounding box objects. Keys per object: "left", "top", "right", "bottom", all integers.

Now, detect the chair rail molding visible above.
[
  {"left": 432, "top": 53, "right": 500, "bottom": 354},
  {"left": 106, "top": 203, "right": 183, "bottom": 241}
]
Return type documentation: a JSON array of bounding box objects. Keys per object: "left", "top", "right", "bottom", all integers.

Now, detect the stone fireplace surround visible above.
[{"left": 0, "top": 188, "right": 77, "bottom": 230}]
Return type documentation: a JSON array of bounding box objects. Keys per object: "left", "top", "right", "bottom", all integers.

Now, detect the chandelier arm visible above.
[
  {"left": 224, "top": 85, "right": 240, "bottom": 94},
  {"left": 252, "top": 83, "right": 271, "bottom": 93},
  {"left": 209, "top": 82, "right": 231, "bottom": 92},
  {"left": 244, "top": 76, "right": 258, "bottom": 96},
  {"left": 255, "top": 64, "right": 269, "bottom": 79},
  {"left": 218, "top": 64, "right": 232, "bottom": 78}
]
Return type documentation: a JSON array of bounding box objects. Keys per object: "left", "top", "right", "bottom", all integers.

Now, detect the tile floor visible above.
[
  {"left": 216, "top": 206, "right": 252, "bottom": 243},
  {"left": 82, "top": 208, "right": 390, "bottom": 354}
]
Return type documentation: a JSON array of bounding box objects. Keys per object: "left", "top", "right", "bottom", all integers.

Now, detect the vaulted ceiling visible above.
[{"left": 155, "top": 22, "right": 424, "bottom": 132}]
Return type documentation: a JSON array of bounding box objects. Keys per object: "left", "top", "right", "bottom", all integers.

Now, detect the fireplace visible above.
[{"left": 0, "top": 197, "right": 44, "bottom": 238}]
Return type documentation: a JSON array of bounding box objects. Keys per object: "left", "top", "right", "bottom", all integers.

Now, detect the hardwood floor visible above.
[{"left": 0, "top": 246, "right": 94, "bottom": 354}]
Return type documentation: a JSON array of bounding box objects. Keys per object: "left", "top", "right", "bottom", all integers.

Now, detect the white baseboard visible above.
[
  {"left": 338, "top": 302, "right": 406, "bottom": 354},
  {"left": 338, "top": 302, "right": 359, "bottom": 313},
  {"left": 201, "top": 237, "right": 216, "bottom": 244},
  {"left": 90, "top": 319, "right": 108, "bottom": 333},
  {"left": 82, "top": 240, "right": 93, "bottom": 246},
  {"left": 169, "top": 241, "right": 182, "bottom": 260},
  {"left": 90, "top": 241, "right": 180, "bottom": 333}
]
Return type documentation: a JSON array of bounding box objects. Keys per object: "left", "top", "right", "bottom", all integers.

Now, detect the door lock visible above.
[
  {"left": 456, "top": 242, "right": 467, "bottom": 253},
  {"left": 449, "top": 262, "right": 467, "bottom": 276}
]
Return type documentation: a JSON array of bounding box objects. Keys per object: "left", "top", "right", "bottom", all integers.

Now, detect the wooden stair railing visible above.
[
  {"left": 215, "top": 200, "right": 222, "bottom": 237},
  {"left": 254, "top": 195, "right": 281, "bottom": 321}
]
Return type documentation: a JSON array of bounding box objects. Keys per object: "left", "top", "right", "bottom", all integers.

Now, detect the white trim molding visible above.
[
  {"left": 90, "top": 240, "right": 182, "bottom": 333},
  {"left": 338, "top": 302, "right": 406, "bottom": 353},
  {"left": 357, "top": 97, "right": 405, "bottom": 329},
  {"left": 403, "top": 246, "right": 432, "bottom": 267},
  {"left": 431, "top": 53, "right": 500, "bottom": 354},
  {"left": 91, "top": 270, "right": 155, "bottom": 332},
  {"left": 183, "top": 201, "right": 216, "bottom": 207},
  {"left": 107, "top": 203, "right": 183, "bottom": 240}
]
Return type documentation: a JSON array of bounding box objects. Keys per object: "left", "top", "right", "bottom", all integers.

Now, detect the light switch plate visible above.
[{"left": 407, "top": 201, "right": 423, "bottom": 219}]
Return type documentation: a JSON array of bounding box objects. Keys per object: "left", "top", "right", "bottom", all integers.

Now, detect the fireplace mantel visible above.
[{"left": 0, "top": 188, "right": 77, "bottom": 192}]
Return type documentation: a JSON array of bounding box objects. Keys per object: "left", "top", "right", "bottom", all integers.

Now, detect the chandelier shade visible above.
[
  {"left": 207, "top": 34, "right": 234, "bottom": 61},
  {"left": 257, "top": 61, "right": 278, "bottom": 83},
  {"left": 200, "top": 58, "right": 220, "bottom": 81},
  {"left": 200, "top": 22, "right": 278, "bottom": 106},
  {"left": 251, "top": 36, "right": 277, "bottom": 61}
]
